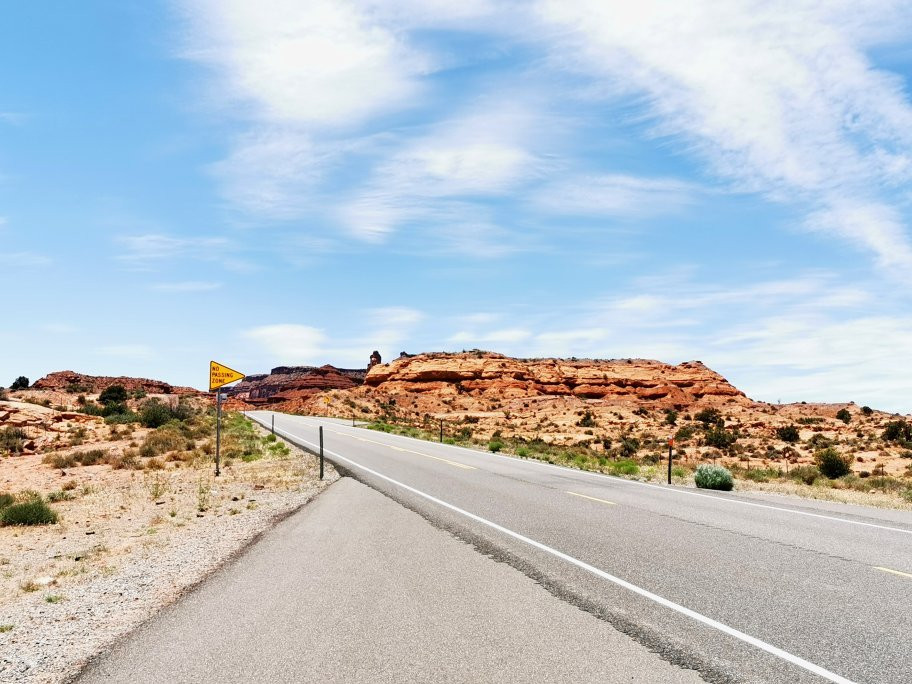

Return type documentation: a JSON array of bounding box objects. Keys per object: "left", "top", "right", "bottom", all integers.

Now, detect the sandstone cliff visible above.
[
  {"left": 32, "top": 371, "right": 201, "bottom": 396},
  {"left": 364, "top": 352, "right": 749, "bottom": 408},
  {"left": 227, "top": 365, "right": 365, "bottom": 405}
]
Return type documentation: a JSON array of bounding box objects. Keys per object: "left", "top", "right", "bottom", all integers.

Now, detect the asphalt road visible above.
[
  {"left": 243, "top": 412, "right": 912, "bottom": 684},
  {"left": 79, "top": 478, "right": 703, "bottom": 683}
]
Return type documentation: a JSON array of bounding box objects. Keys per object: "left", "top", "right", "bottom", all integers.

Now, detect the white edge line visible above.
[
  {"left": 269, "top": 413, "right": 912, "bottom": 538},
  {"left": 254, "top": 415, "right": 857, "bottom": 684}
]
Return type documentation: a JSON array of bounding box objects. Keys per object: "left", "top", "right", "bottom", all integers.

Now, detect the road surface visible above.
[{"left": 241, "top": 412, "right": 912, "bottom": 684}]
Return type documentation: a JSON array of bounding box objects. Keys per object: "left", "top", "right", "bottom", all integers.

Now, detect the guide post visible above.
[
  {"left": 319, "top": 425, "right": 324, "bottom": 480},
  {"left": 209, "top": 360, "right": 246, "bottom": 478},
  {"left": 667, "top": 437, "right": 674, "bottom": 485}
]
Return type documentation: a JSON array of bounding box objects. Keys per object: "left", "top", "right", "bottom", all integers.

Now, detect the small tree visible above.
[
  {"left": 814, "top": 447, "right": 853, "bottom": 479},
  {"left": 99, "top": 385, "right": 128, "bottom": 405},
  {"left": 704, "top": 427, "right": 737, "bottom": 449},
  {"left": 9, "top": 376, "right": 29, "bottom": 390},
  {"left": 861, "top": 406, "right": 873, "bottom": 416},
  {"left": 140, "top": 398, "right": 173, "bottom": 428},
  {"left": 776, "top": 425, "right": 800, "bottom": 443},
  {"left": 835, "top": 408, "right": 851, "bottom": 424},
  {"left": 664, "top": 409, "right": 678, "bottom": 426},
  {"left": 694, "top": 407, "right": 723, "bottom": 427}
]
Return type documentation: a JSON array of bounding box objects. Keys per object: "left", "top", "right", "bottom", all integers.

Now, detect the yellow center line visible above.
[
  {"left": 874, "top": 566, "right": 912, "bottom": 580},
  {"left": 325, "top": 429, "right": 476, "bottom": 470},
  {"left": 567, "top": 491, "right": 617, "bottom": 506}
]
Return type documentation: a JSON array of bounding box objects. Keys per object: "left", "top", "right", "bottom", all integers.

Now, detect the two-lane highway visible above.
[{"left": 249, "top": 411, "right": 912, "bottom": 684}]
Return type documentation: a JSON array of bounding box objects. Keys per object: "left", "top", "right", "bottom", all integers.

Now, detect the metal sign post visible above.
[
  {"left": 209, "top": 360, "right": 246, "bottom": 478},
  {"left": 215, "top": 388, "right": 222, "bottom": 476}
]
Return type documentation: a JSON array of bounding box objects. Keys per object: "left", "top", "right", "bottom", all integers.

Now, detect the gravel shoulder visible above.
[{"left": 0, "top": 427, "right": 336, "bottom": 684}]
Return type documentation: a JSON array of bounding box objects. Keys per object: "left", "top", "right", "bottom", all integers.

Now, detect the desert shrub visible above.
[
  {"left": 664, "top": 409, "right": 678, "bottom": 426},
  {"left": 704, "top": 427, "right": 738, "bottom": 449},
  {"left": 77, "top": 449, "right": 107, "bottom": 466},
  {"left": 516, "top": 446, "right": 530, "bottom": 458},
  {"left": 776, "top": 425, "right": 800, "bottom": 443},
  {"left": 610, "top": 458, "right": 639, "bottom": 476},
  {"left": 0, "top": 427, "right": 26, "bottom": 453},
  {"left": 619, "top": 436, "right": 640, "bottom": 457},
  {"left": 671, "top": 465, "right": 688, "bottom": 478},
  {"left": 808, "top": 433, "right": 834, "bottom": 449},
  {"left": 9, "top": 376, "right": 29, "bottom": 390},
  {"left": 139, "top": 426, "right": 187, "bottom": 458},
  {"left": 104, "top": 411, "right": 140, "bottom": 424},
  {"left": 674, "top": 425, "right": 696, "bottom": 442},
  {"left": 835, "top": 408, "right": 852, "bottom": 424},
  {"left": 0, "top": 493, "right": 58, "bottom": 526},
  {"left": 264, "top": 433, "right": 277, "bottom": 443},
  {"left": 861, "top": 406, "right": 873, "bottom": 416},
  {"left": 814, "top": 447, "right": 853, "bottom": 479},
  {"left": 0, "top": 493, "right": 14, "bottom": 509},
  {"left": 742, "top": 468, "right": 779, "bottom": 483},
  {"left": 140, "top": 399, "right": 173, "bottom": 428},
  {"left": 488, "top": 440, "right": 504, "bottom": 453},
  {"left": 797, "top": 417, "right": 823, "bottom": 425},
  {"left": 42, "top": 453, "right": 77, "bottom": 469},
  {"left": 790, "top": 465, "right": 820, "bottom": 485},
  {"left": 576, "top": 410, "right": 597, "bottom": 428},
  {"left": 47, "top": 490, "right": 75, "bottom": 503},
  {"left": 882, "top": 420, "right": 912, "bottom": 446},
  {"left": 98, "top": 385, "right": 128, "bottom": 405},
  {"left": 695, "top": 408, "right": 723, "bottom": 427},
  {"left": 694, "top": 464, "right": 734, "bottom": 491}
]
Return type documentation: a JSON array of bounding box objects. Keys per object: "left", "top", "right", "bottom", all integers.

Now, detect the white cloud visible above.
[
  {"left": 150, "top": 281, "right": 222, "bottom": 292},
  {"left": 535, "top": 0, "right": 912, "bottom": 270},
  {"left": 449, "top": 328, "right": 531, "bottom": 345},
  {"left": 243, "top": 324, "right": 328, "bottom": 363},
  {"left": 116, "top": 234, "right": 232, "bottom": 264},
  {"left": 0, "top": 251, "right": 51, "bottom": 267},
  {"left": 535, "top": 174, "right": 699, "bottom": 217}
]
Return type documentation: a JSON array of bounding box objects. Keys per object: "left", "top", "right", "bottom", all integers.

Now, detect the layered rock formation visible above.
[
  {"left": 32, "top": 371, "right": 200, "bottom": 396},
  {"left": 227, "top": 365, "right": 365, "bottom": 405},
  {"left": 364, "top": 352, "right": 749, "bottom": 408}
]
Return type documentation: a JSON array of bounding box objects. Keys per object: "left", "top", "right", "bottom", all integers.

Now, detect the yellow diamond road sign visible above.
[{"left": 210, "top": 361, "right": 245, "bottom": 392}]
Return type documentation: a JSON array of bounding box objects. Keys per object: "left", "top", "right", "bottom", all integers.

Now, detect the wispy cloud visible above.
[
  {"left": 99, "top": 344, "right": 156, "bottom": 360},
  {"left": 0, "top": 251, "right": 51, "bottom": 267},
  {"left": 534, "top": 174, "right": 700, "bottom": 217},
  {"left": 243, "top": 324, "right": 327, "bottom": 363},
  {"left": 536, "top": 0, "right": 912, "bottom": 271},
  {"left": 150, "top": 281, "right": 222, "bottom": 292},
  {"left": 116, "top": 234, "right": 232, "bottom": 262}
]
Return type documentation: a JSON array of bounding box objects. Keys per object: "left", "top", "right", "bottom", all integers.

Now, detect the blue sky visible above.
[{"left": 3, "top": 1, "right": 912, "bottom": 411}]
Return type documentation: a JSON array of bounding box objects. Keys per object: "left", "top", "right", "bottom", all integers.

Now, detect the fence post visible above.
[
  {"left": 319, "top": 425, "right": 324, "bottom": 481},
  {"left": 439, "top": 419, "right": 443, "bottom": 443}
]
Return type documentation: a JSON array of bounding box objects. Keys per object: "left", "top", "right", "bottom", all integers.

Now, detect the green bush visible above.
[
  {"left": 664, "top": 409, "right": 678, "bottom": 426},
  {"left": 674, "top": 425, "right": 696, "bottom": 442},
  {"left": 610, "top": 458, "right": 639, "bottom": 476},
  {"left": 0, "top": 493, "right": 58, "bottom": 526},
  {"left": 619, "top": 436, "right": 640, "bottom": 457},
  {"left": 694, "top": 464, "right": 734, "bottom": 491},
  {"left": 695, "top": 408, "right": 723, "bottom": 427},
  {"left": 98, "top": 385, "right": 128, "bottom": 405},
  {"left": 488, "top": 440, "right": 504, "bottom": 453},
  {"left": 0, "top": 493, "right": 14, "bottom": 509},
  {"left": 139, "top": 426, "right": 187, "bottom": 458},
  {"left": 861, "top": 406, "right": 873, "bottom": 416},
  {"left": 776, "top": 425, "right": 800, "bottom": 443},
  {"left": 790, "top": 465, "right": 820, "bottom": 485},
  {"left": 814, "top": 448, "right": 853, "bottom": 479},
  {"left": 835, "top": 408, "right": 852, "bottom": 424},
  {"left": 9, "top": 376, "right": 29, "bottom": 390},
  {"left": 882, "top": 420, "right": 912, "bottom": 446},
  {"left": 104, "top": 411, "right": 140, "bottom": 424},
  {"left": 140, "top": 399, "right": 173, "bottom": 428},
  {"left": 704, "top": 427, "right": 738, "bottom": 449}
]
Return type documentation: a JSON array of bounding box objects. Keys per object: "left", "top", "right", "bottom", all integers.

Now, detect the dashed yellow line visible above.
[
  {"left": 874, "top": 566, "right": 912, "bottom": 580},
  {"left": 327, "top": 430, "right": 476, "bottom": 470},
  {"left": 567, "top": 491, "right": 617, "bottom": 506}
]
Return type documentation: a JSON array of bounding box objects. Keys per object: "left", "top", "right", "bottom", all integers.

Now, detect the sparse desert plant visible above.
[
  {"left": 882, "top": 419, "right": 912, "bottom": 447},
  {"left": 0, "top": 625, "right": 12, "bottom": 633},
  {"left": 0, "top": 427, "right": 26, "bottom": 454},
  {"left": 0, "top": 492, "right": 58, "bottom": 526},
  {"left": 139, "top": 426, "right": 187, "bottom": 458},
  {"left": 0, "top": 493, "right": 15, "bottom": 509},
  {"left": 197, "top": 479, "right": 211, "bottom": 512},
  {"left": 814, "top": 448, "right": 853, "bottom": 479},
  {"left": 77, "top": 449, "right": 107, "bottom": 466},
  {"left": 789, "top": 465, "right": 820, "bottom": 485},
  {"left": 516, "top": 446, "right": 530, "bottom": 458},
  {"left": 488, "top": 440, "right": 504, "bottom": 453},
  {"left": 576, "top": 410, "right": 597, "bottom": 428},
  {"left": 704, "top": 427, "right": 738, "bottom": 449},
  {"left": 98, "top": 384, "right": 128, "bottom": 406},
  {"left": 861, "top": 406, "right": 873, "bottom": 416},
  {"left": 835, "top": 408, "right": 852, "bottom": 424},
  {"left": 139, "top": 398, "right": 174, "bottom": 428},
  {"left": 47, "top": 490, "right": 75, "bottom": 503},
  {"left": 694, "top": 464, "right": 734, "bottom": 491},
  {"left": 776, "top": 425, "right": 800, "bottom": 443},
  {"left": 694, "top": 407, "right": 723, "bottom": 427},
  {"left": 43, "top": 453, "right": 77, "bottom": 469}
]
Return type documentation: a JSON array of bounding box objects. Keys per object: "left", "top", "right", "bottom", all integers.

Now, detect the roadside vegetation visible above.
[{"left": 365, "top": 408, "right": 912, "bottom": 507}]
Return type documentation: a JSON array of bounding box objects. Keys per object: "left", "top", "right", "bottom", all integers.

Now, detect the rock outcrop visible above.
[
  {"left": 364, "top": 352, "right": 749, "bottom": 408},
  {"left": 227, "top": 365, "right": 365, "bottom": 405},
  {"left": 32, "top": 371, "right": 200, "bottom": 396}
]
